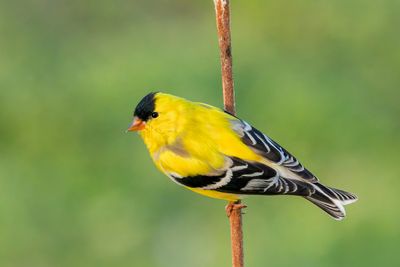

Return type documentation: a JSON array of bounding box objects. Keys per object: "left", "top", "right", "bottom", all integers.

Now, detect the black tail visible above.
[{"left": 305, "top": 183, "right": 358, "bottom": 220}]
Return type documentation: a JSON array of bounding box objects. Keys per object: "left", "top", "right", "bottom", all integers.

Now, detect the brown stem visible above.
[
  {"left": 227, "top": 202, "right": 245, "bottom": 267},
  {"left": 213, "top": 1, "right": 244, "bottom": 267},
  {"left": 214, "top": 0, "right": 235, "bottom": 114}
]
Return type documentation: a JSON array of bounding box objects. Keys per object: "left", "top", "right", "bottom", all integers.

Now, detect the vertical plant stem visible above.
[
  {"left": 214, "top": 0, "right": 235, "bottom": 114},
  {"left": 228, "top": 203, "right": 244, "bottom": 267},
  {"left": 213, "top": 1, "right": 244, "bottom": 267}
]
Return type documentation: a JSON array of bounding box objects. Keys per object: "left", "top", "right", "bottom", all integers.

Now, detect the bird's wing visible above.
[
  {"left": 230, "top": 119, "right": 318, "bottom": 182},
  {"left": 167, "top": 157, "right": 315, "bottom": 196}
]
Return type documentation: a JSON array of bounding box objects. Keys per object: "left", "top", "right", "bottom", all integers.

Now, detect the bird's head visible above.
[{"left": 128, "top": 92, "right": 188, "bottom": 151}]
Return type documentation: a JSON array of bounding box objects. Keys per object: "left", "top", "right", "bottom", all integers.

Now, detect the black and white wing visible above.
[
  {"left": 231, "top": 119, "right": 318, "bottom": 182},
  {"left": 227, "top": 118, "right": 357, "bottom": 220},
  {"left": 168, "top": 157, "right": 315, "bottom": 196}
]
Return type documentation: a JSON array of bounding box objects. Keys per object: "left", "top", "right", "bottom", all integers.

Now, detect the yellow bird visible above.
[{"left": 128, "top": 92, "right": 357, "bottom": 220}]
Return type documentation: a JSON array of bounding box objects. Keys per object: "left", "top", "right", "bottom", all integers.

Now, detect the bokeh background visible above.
[{"left": 1, "top": 1, "right": 399, "bottom": 266}]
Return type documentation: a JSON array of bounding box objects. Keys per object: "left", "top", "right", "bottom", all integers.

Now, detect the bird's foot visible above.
[{"left": 225, "top": 201, "right": 247, "bottom": 217}]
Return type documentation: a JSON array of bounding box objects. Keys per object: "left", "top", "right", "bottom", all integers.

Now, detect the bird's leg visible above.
[{"left": 225, "top": 201, "right": 247, "bottom": 217}]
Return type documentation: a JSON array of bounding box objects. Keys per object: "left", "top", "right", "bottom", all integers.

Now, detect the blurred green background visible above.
[{"left": 1, "top": 1, "right": 399, "bottom": 266}]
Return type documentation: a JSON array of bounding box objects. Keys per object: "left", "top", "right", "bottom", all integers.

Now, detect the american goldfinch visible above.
[{"left": 128, "top": 92, "right": 357, "bottom": 220}]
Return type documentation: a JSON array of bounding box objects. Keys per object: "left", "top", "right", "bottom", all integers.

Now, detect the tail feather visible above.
[
  {"left": 305, "top": 183, "right": 358, "bottom": 220},
  {"left": 316, "top": 183, "right": 358, "bottom": 205}
]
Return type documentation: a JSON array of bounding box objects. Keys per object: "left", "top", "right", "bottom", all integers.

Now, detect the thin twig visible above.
[
  {"left": 213, "top": 1, "right": 244, "bottom": 267},
  {"left": 214, "top": 0, "right": 235, "bottom": 114}
]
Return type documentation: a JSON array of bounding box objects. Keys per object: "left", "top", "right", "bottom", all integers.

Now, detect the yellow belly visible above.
[{"left": 187, "top": 187, "right": 240, "bottom": 201}]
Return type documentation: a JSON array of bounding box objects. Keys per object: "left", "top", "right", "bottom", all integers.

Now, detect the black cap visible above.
[{"left": 134, "top": 92, "right": 158, "bottom": 121}]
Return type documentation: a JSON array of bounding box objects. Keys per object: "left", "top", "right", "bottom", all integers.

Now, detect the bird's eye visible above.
[{"left": 151, "top": 112, "right": 159, "bottom": 118}]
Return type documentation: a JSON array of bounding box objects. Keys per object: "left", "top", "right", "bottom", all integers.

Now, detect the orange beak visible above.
[{"left": 127, "top": 117, "right": 146, "bottom": 132}]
